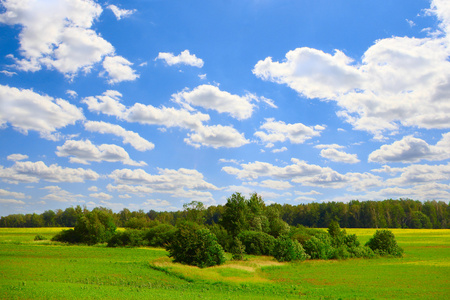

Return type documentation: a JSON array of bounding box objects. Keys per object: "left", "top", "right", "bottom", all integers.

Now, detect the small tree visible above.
[
  {"left": 230, "top": 237, "right": 246, "bottom": 261},
  {"left": 165, "top": 222, "right": 225, "bottom": 268},
  {"left": 365, "top": 230, "right": 403, "bottom": 257}
]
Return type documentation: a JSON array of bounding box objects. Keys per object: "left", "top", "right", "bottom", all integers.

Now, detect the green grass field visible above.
[{"left": 1, "top": 228, "right": 449, "bottom": 299}]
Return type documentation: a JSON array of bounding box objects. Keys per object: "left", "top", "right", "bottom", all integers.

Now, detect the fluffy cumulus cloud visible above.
[
  {"left": 83, "top": 90, "right": 249, "bottom": 148},
  {"left": 369, "top": 133, "right": 450, "bottom": 163},
  {"left": 0, "top": 161, "right": 99, "bottom": 184},
  {"left": 0, "top": 0, "right": 112, "bottom": 75},
  {"left": 253, "top": 0, "right": 450, "bottom": 138},
  {"left": 102, "top": 56, "right": 139, "bottom": 84},
  {"left": 84, "top": 121, "right": 154, "bottom": 151},
  {"left": 56, "top": 139, "right": 147, "bottom": 166},
  {"left": 0, "top": 0, "right": 137, "bottom": 82},
  {"left": 184, "top": 124, "right": 249, "bottom": 149},
  {"left": 172, "top": 85, "right": 256, "bottom": 120},
  {"left": 0, "top": 85, "right": 84, "bottom": 140},
  {"left": 0, "top": 188, "right": 27, "bottom": 199},
  {"left": 89, "top": 192, "right": 113, "bottom": 200},
  {"left": 7, "top": 154, "right": 29, "bottom": 161},
  {"left": 255, "top": 118, "right": 324, "bottom": 145},
  {"left": 222, "top": 158, "right": 382, "bottom": 191},
  {"left": 107, "top": 5, "right": 136, "bottom": 20},
  {"left": 108, "top": 167, "right": 218, "bottom": 202},
  {"left": 156, "top": 50, "right": 204, "bottom": 68},
  {"left": 41, "top": 186, "right": 84, "bottom": 203},
  {"left": 320, "top": 148, "right": 360, "bottom": 164}
]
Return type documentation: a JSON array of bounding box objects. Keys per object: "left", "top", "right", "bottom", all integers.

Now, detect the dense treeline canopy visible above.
[{"left": 1, "top": 198, "right": 449, "bottom": 229}]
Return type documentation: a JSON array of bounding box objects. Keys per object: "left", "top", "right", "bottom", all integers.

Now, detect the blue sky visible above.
[{"left": 1, "top": 0, "right": 449, "bottom": 216}]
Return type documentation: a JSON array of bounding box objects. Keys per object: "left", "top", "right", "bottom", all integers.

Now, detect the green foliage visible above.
[
  {"left": 107, "top": 230, "right": 145, "bottom": 247},
  {"left": 303, "top": 233, "right": 335, "bottom": 260},
  {"left": 273, "top": 235, "right": 309, "bottom": 262},
  {"left": 230, "top": 237, "right": 246, "bottom": 261},
  {"left": 144, "top": 224, "right": 177, "bottom": 247},
  {"left": 328, "top": 220, "right": 346, "bottom": 247},
  {"left": 208, "top": 223, "right": 233, "bottom": 252},
  {"left": 237, "top": 230, "right": 276, "bottom": 256},
  {"left": 52, "top": 210, "right": 116, "bottom": 245},
  {"left": 165, "top": 222, "right": 225, "bottom": 268},
  {"left": 183, "top": 201, "right": 206, "bottom": 224},
  {"left": 365, "top": 230, "right": 404, "bottom": 257},
  {"left": 124, "top": 217, "right": 149, "bottom": 229},
  {"left": 33, "top": 234, "right": 46, "bottom": 241},
  {"left": 220, "top": 193, "right": 249, "bottom": 236}
]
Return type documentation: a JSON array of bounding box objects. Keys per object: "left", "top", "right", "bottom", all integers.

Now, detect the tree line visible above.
[
  {"left": 47, "top": 193, "right": 404, "bottom": 267},
  {"left": 1, "top": 198, "right": 448, "bottom": 229}
]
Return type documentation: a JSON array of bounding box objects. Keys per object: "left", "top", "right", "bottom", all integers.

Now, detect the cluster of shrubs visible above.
[{"left": 51, "top": 195, "right": 404, "bottom": 268}]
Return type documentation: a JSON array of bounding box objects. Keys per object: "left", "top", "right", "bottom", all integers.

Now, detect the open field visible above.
[{"left": 1, "top": 228, "right": 449, "bottom": 299}]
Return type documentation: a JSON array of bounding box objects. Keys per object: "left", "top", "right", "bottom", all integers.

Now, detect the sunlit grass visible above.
[{"left": 1, "top": 228, "right": 449, "bottom": 299}]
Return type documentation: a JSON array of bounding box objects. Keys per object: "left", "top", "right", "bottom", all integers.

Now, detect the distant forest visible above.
[{"left": 1, "top": 198, "right": 449, "bottom": 229}]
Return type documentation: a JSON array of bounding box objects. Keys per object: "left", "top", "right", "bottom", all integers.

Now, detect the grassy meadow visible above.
[{"left": 0, "top": 228, "right": 449, "bottom": 299}]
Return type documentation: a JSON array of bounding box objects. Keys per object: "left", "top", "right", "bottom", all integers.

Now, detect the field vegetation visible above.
[{"left": 1, "top": 227, "right": 449, "bottom": 299}]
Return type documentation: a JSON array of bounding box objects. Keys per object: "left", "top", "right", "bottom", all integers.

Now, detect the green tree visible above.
[
  {"left": 221, "top": 193, "right": 249, "bottom": 236},
  {"left": 166, "top": 222, "right": 225, "bottom": 268},
  {"left": 273, "top": 235, "right": 309, "bottom": 262},
  {"left": 183, "top": 201, "right": 206, "bottom": 224},
  {"left": 365, "top": 230, "right": 403, "bottom": 257}
]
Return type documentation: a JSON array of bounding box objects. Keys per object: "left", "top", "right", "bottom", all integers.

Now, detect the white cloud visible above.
[
  {"left": 107, "top": 5, "right": 136, "bottom": 20},
  {"left": 102, "top": 55, "right": 139, "bottom": 84},
  {"left": 0, "top": 188, "right": 27, "bottom": 199},
  {"left": 184, "top": 124, "right": 249, "bottom": 149},
  {"left": 259, "top": 179, "right": 293, "bottom": 190},
  {"left": 83, "top": 90, "right": 248, "bottom": 149},
  {"left": 84, "top": 121, "right": 154, "bottom": 151},
  {"left": 272, "top": 147, "right": 287, "bottom": 153},
  {"left": 385, "top": 163, "right": 450, "bottom": 186},
  {"left": 56, "top": 139, "right": 147, "bottom": 166},
  {"left": 0, "top": 199, "right": 25, "bottom": 205},
  {"left": 255, "top": 118, "right": 324, "bottom": 145},
  {"left": 253, "top": 1, "right": 450, "bottom": 138},
  {"left": 368, "top": 133, "right": 450, "bottom": 163},
  {"left": 314, "top": 144, "right": 344, "bottom": 150},
  {"left": 88, "top": 186, "right": 98, "bottom": 192},
  {"left": 222, "top": 158, "right": 382, "bottom": 190},
  {"left": 0, "top": 161, "right": 99, "bottom": 184},
  {"left": 41, "top": 186, "right": 84, "bottom": 202},
  {"left": 0, "top": 85, "right": 84, "bottom": 140},
  {"left": 156, "top": 50, "right": 204, "bottom": 68},
  {"left": 0, "top": 70, "right": 17, "bottom": 76},
  {"left": 7, "top": 154, "right": 29, "bottom": 161},
  {"left": 0, "top": 0, "right": 115, "bottom": 77},
  {"left": 320, "top": 148, "right": 360, "bottom": 164},
  {"left": 172, "top": 85, "right": 256, "bottom": 120},
  {"left": 89, "top": 192, "right": 113, "bottom": 200},
  {"left": 66, "top": 90, "right": 78, "bottom": 98},
  {"left": 118, "top": 194, "right": 131, "bottom": 199},
  {"left": 82, "top": 90, "right": 127, "bottom": 117}
]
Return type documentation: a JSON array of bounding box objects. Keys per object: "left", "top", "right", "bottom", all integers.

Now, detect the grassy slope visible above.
[{"left": 0, "top": 228, "right": 449, "bottom": 299}]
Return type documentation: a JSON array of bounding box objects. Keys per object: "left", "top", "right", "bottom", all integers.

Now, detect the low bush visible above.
[
  {"left": 365, "top": 229, "right": 403, "bottom": 257},
  {"left": 34, "top": 234, "right": 46, "bottom": 241},
  {"left": 237, "top": 230, "right": 276, "bottom": 256},
  {"left": 303, "top": 232, "right": 334, "bottom": 259},
  {"left": 144, "top": 224, "right": 176, "bottom": 247},
  {"left": 273, "top": 235, "right": 309, "bottom": 262},
  {"left": 107, "top": 229, "right": 145, "bottom": 247}
]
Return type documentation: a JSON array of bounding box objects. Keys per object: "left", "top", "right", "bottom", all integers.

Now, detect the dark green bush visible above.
[
  {"left": 52, "top": 210, "right": 116, "bottom": 245},
  {"left": 51, "top": 229, "right": 81, "bottom": 244},
  {"left": 34, "top": 234, "right": 46, "bottom": 241},
  {"left": 303, "top": 232, "right": 334, "bottom": 259},
  {"left": 107, "top": 229, "right": 145, "bottom": 247},
  {"left": 273, "top": 235, "right": 309, "bottom": 262},
  {"left": 237, "top": 230, "right": 276, "bottom": 256},
  {"left": 144, "top": 224, "right": 177, "bottom": 247},
  {"left": 365, "top": 230, "right": 403, "bottom": 257},
  {"left": 208, "top": 224, "right": 233, "bottom": 252},
  {"left": 165, "top": 222, "right": 225, "bottom": 268}
]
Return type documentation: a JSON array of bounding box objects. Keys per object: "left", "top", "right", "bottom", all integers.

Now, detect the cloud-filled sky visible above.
[{"left": 1, "top": 0, "right": 449, "bottom": 216}]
